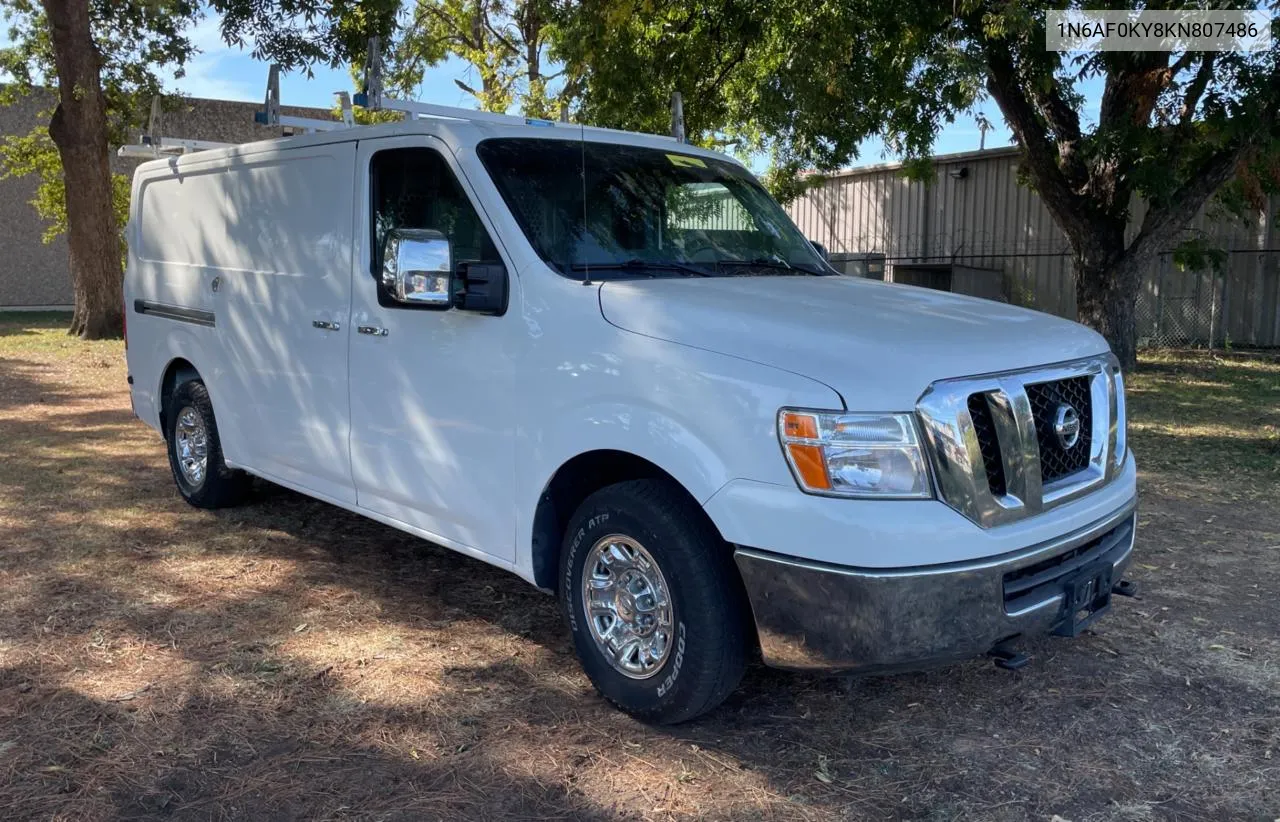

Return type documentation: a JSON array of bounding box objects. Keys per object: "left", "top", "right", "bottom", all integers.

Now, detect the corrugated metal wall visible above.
[{"left": 787, "top": 148, "right": 1280, "bottom": 347}]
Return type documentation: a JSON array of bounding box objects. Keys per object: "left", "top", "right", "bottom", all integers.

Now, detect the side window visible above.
[{"left": 370, "top": 147, "right": 500, "bottom": 282}]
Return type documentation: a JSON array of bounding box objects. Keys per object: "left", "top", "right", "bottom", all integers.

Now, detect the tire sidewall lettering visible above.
[
  {"left": 563, "top": 512, "right": 609, "bottom": 634},
  {"left": 558, "top": 480, "right": 746, "bottom": 723},
  {"left": 655, "top": 622, "right": 686, "bottom": 698}
]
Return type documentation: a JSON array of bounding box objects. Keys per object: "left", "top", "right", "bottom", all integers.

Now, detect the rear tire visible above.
[
  {"left": 559, "top": 479, "right": 747, "bottom": 724},
  {"left": 165, "top": 379, "right": 251, "bottom": 509}
]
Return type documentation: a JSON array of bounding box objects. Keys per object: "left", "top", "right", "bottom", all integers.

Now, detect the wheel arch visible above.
[
  {"left": 530, "top": 449, "right": 726, "bottom": 592},
  {"left": 158, "top": 357, "right": 202, "bottom": 432}
]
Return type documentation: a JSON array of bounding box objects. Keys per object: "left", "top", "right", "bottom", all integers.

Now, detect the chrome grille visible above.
[
  {"left": 1025, "top": 376, "right": 1093, "bottom": 482},
  {"left": 966, "top": 393, "right": 1007, "bottom": 497},
  {"left": 916, "top": 355, "right": 1125, "bottom": 528}
]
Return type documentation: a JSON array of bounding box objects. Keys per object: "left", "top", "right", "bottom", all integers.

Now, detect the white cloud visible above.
[
  {"left": 167, "top": 60, "right": 259, "bottom": 102},
  {"left": 163, "top": 16, "right": 259, "bottom": 102}
]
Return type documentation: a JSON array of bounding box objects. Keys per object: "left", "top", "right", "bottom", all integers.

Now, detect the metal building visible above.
[{"left": 786, "top": 147, "right": 1280, "bottom": 348}]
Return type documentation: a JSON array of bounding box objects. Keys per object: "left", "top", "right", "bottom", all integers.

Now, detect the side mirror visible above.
[
  {"left": 382, "top": 228, "right": 453, "bottom": 308},
  {"left": 809, "top": 240, "right": 830, "bottom": 261}
]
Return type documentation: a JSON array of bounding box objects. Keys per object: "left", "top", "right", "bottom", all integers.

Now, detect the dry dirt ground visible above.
[{"left": 1, "top": 312, "right": 1277, "bottom": 821}]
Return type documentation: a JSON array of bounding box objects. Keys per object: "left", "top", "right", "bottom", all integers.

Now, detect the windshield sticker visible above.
[{"left": 666, "top": 154, "right": 707, "bottom": 168}]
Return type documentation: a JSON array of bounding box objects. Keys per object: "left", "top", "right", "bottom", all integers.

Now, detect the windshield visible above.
[{"left": 476, "top": 138, "right": 829, "bottom": 278}]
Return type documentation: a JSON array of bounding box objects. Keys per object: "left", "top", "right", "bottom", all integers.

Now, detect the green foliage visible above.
[
  {"left": 1172, "top": 234, "right": 1229, "bottom": 275},
  {"left": 759, "top": 163, "right": 823, "bottom": 206},
  {"left": 209, "top": 0, "right": 399, "bottom": 71},
  {"left": 388, "top": 0, "right": 561, "bottom": 116},
  {"left": 0, "top": 126, "right": 130, "bottom": 256},
  {"left": 334, "top": 101, "right": 403, "bottom": 124},
  {"left": 0, "top": 127, "right": 67, "bottom": 244},
  {"left": 0, "top": 0, "right": 395, "bottom": 247},
  {"left": 553, "top": 0, "right": 987, "bottom": 195},
  {"left": 0, "top": 0, "right": 202, "bottom": 139},
  {"left": 899, "top": 157, "right": 939, "bottom": 186},
  {"left": 0, "top": 0, "right": 201, "bottom": 246},
  {"left": 554, "top": 0, "right": 1279, "bottom": 216}
]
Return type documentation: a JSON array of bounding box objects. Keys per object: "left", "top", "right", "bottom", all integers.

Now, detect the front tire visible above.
[
  {"left": 165, "top": 379, "right": 251, "bottom": 509},
  {"left": 560, "top": 479, "right": 747, "bottom": 724}
]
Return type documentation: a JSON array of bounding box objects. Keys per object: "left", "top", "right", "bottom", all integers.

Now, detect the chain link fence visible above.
[
  {"left": 1136, "top": 257, "right": 1225, "bottom": 348},
  {"left": 1136, "top": 251, "right": 1280, "bottom": 350}
]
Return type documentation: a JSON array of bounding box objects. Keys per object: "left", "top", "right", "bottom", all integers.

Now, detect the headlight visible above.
[{"left": 778, "top": 409, "right": 932, "bottom": 499}]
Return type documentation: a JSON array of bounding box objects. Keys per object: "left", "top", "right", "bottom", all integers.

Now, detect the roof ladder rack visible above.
[
  {"left": 352, "top": 36, "right": 674, "bottom": 139},
  {"left": 118, "top": 96, "right": 236, "bottom": 158},
  {"left": 254, "top": 64, "right": 354, "bottom": 133},
  {"left": 353, "top": 37, "right": 557, "bottom": 128},
  {"left": 117, "top": 39, "right": 684, "bottom": 159}
]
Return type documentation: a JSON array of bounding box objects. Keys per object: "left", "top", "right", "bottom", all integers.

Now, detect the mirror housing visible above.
[
  {"left": 382, "top": 229, "right": 453, "bottom": 308},
  {"left": 456, "top": 262, "right": 508, "bottom": 315},
  {"left": 809, "top": 240, "right": 830, "bottom": 261}
]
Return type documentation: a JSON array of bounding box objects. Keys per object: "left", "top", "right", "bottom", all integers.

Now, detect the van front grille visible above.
[
  {"left": 915, "top": 355, "right": 1123, "bottom": 528},
  {"left": 1026, "top": 376, "right": 1093, "bottom": 483}
]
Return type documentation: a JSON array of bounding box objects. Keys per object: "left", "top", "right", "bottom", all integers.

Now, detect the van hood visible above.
[{"left": 598, "top": 275, "right": 1109, "bottom": 410}]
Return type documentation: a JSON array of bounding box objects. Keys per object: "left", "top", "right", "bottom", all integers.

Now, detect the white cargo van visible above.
[{"left": 124, "top": 115, "right": 1136, "bottom": 723}]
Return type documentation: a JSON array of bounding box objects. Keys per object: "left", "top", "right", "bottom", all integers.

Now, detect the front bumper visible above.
[{"left": 734, "top": 501, "right": 1136, "bottom": 673}]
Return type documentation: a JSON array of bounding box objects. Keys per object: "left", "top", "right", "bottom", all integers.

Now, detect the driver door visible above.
[{"left": 346, "top": 135, "right": 520, "bottom": 563}]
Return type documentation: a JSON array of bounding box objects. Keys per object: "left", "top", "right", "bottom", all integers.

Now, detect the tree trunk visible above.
[
  {"left": 1075, "top": 259, "right": 1140, "bottom": 370},
  {"left": 42, "top": 0, "right": 123, "bottom": 340}
]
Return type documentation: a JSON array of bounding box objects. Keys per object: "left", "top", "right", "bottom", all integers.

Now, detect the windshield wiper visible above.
[
  {"left": 714, "top": 257, "right": 826, "bottom": 275},
  {"left": 567, "top": 259, "right": 712, "bottom": 278}
]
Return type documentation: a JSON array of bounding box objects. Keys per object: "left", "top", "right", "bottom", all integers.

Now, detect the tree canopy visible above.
[
  {"left": 378, "top": 0, "right": 561, "bottom": 117},
  {"left": 209, "top": 0, "right": 398, "bottom": 71},
  {"left": 2, "top": 0, "right": 1275, "bottom": 355}
]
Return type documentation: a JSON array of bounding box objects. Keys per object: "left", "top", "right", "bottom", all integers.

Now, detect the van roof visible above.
[{"left": 131, "top": 115, "right": 743, "bottom": 175}]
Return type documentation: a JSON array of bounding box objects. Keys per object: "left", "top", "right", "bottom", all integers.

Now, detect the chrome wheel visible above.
[
  {"left": 174, "top": 406, "right": 208, "bottom": 487},
  {"left": 582, "top": 535, "right": 674, "bottom": 679}
]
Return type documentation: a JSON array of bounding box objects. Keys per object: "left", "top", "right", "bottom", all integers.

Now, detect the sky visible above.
[
  {"left": 2, "top": 14, "right": 1107, "bottom": 171},
  {"left": 168, "top": 16, "right": 1022, "bottom": 165},
  {"left": 164, "top": 17, "right": 482, "bottom": 113}
]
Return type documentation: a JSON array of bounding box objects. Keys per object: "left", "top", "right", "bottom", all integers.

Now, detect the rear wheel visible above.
[
  {"left": 165, "top": 380, "right": 251, "bottom": 509},
  {"left": 560, "top": 479, "right": 747, "bottom": 724}
]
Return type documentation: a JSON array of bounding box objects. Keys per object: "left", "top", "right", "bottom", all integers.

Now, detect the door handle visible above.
[
  {"left": 312, "top": 320, "right": 341, "bottom": 331},
  {"left": 357, "top": 325, "right": 389, "bottom": 337}
]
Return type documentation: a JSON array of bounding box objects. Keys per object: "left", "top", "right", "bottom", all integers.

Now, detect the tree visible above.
[
  {"left": 1, "top": 0, "right": 200, "bottom": 338},
  {"left": 210, "top": 0, "right": 398, "bottom": 72},
  {"left": 555, "top": 1, "right": 1280, "bottom": 368},
  {"left": 0, "top": 126, "right": 131, "bottom": 245},
  {"left": 387, "top": 0, "right": 561, "bottom": 116},
  {"left": 0, "top": 0, "right": 398, "bottom": 339}
]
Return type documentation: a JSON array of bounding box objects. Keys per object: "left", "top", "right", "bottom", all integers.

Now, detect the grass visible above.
[
  {"left": 1, "top": 311, "right": 1278, "bottom": 820},
  {"left": 1127, "top": 350, "right": 1280, "bottom": 487}
]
